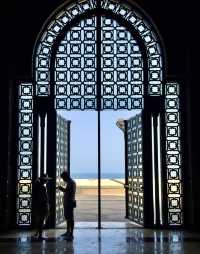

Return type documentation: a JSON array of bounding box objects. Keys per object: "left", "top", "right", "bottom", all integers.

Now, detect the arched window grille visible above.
[
  {"left": 54, "top": 16, "right": 144, "bottom": 110},
  {"left": 35, "top": 0, "right": 163, "bottom": 97}
]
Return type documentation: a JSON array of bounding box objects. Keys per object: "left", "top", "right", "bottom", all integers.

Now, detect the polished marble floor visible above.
[{"left": 0, "top": 223, "right": 200, "bottom": 254}]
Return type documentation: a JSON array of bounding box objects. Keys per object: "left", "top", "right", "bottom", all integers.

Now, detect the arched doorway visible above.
[{"left": 17, "top": 0, "right": 183, "bottom": 229}]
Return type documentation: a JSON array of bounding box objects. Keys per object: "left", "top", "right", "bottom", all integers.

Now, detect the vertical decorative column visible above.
[
  {"left": 17, "top": 83, "right": 33, "bottom": 226},
  {"left": 39, "top": 111, "right": 46, "bottom": 176},
  {"left": 165, "top": 82, "right": 183, "bottom": 226}
]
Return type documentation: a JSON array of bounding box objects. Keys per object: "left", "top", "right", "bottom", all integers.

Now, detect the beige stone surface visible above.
[
  {"left": 75, "top": 178, "right": 125, "bottom": 187},
  {"left": 72, "top": 179, "right": 126, "bottom": 222}
]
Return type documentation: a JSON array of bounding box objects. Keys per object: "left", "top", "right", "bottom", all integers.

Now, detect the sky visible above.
[{"left": 58, "top": 110, "right": 140, "bottom": 177}]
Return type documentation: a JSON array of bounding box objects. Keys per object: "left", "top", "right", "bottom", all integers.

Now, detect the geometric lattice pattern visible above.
[
  {"left": 101, "top": 0, "right": 163, "bottom": 96},
  {"left": 55, "top": 15, "right": 143, "bottom": 110},
  {"left": 35, "top": 0, "right": 97, "bottom": 96},
  {"left": 17, "top": 83, "right": 33, "bottom": 225},
  {"left": 35, "top": 0, "right": 163, "bottom": 97},
  {"left": 165, "top": 82, "right": 183, "bottom": 226},
  {"left": 55, "top": 17, "right": 97, "bottom": 110},
  {"left": 30, "top": 0, "right": 182, "bottom": 228},
  {"left": 126, "top": 113, "right": 144, "bottom": 225},
  {"left": 101, "top": 16, "right": 143, "bottom": 110},
  {"left": 56, "top": 114, "right": 70, "bottom": 225}
]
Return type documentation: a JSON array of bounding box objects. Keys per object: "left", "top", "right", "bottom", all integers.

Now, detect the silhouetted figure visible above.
[
  {"left": 58, "top": 171, "right": 76, "bottom": 241},
  {"left": 32, "top": 174, "right": 52, "bottom": 239}
]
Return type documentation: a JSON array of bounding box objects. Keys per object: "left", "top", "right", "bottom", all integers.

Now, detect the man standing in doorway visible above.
[
  {"left": 58, "top": 171, "right": 76, "bottom": 241},
  {"left": 32, "top": 174, "right": 52, "bottom": 239}
]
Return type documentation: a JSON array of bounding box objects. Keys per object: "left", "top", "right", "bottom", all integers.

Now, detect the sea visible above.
[{"left": 71, "top": 172, "right": 124, "bottom": 179}]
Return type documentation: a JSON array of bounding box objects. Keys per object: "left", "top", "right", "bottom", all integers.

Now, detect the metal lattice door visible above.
[
  {"left": 55, "top": 113, "right": 71, "bottom": 226},
  {"left": 126, "top": 112, "right": 145, "bottom": 225}
]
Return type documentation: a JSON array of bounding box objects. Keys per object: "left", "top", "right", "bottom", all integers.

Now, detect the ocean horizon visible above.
[{"left": 71, "top": 172, "right": 124, "bottom": 179}]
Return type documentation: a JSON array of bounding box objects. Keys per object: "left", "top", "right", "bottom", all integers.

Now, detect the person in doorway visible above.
[
  {"left": 58, "top": 171, "right": 76, "bottom": 241},
  {"left": 32, "top": 173, "right": 52, "bottom": 239}
]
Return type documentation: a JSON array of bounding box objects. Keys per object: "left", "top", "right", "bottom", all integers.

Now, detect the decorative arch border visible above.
[
  {"left": 16, "top": 0, "right": 183, "bottom": 227},
  {"left": 34, "top": 0, "right": 164, "bottom": 97}
]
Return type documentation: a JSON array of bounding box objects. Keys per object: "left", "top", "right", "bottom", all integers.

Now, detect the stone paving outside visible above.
[{"left": 71, "top": 178, "right": 126, "bottom": 223}]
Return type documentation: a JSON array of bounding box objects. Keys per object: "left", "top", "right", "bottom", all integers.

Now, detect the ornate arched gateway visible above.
[{"left": 17, "top": 0, "right": 183, "bottom": 228}]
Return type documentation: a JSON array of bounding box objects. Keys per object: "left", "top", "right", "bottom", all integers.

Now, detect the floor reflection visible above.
[{"left": 0, "top": 227, "right": 200, "bottom": 254}]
